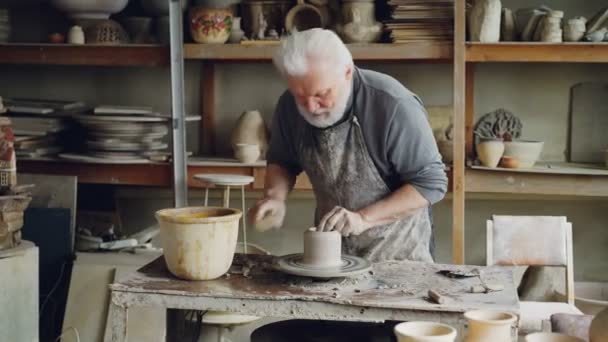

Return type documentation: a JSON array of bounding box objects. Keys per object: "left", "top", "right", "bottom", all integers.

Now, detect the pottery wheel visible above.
[{"left": 275, "top": 253, "right": 371, "bottom": 279}]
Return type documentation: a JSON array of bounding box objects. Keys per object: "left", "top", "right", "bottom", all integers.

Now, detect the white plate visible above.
[
  {"left": 59, "top": 153, "right": 151, "bottom": 164},
  {"left": 193, "top": 173, "right": 255, "bottom": 186},
  {"left": 74, "top": 114, "right": 168, "bottom": 123}
]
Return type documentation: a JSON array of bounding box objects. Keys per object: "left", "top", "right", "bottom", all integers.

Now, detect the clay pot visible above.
[
  {"left": 302, "top": 229, "right": 342, "bottom": 268},
  {"left": 464, "top": 310, "right": 517, "bottom": 342},
  {"left": 189, "top": 6, "right": 233, "bottom": 44},
  {"left": 337, "top": 0, "right": 382, "bottom": 43},
  {"left": 394, "top": 322, "right": 457, "bottom": 342},
  {"left": 231, "top": 110, "right": 269, "bottom": 159},
  {"left": 228, "top": 16, "right": 245, "bottom": 43},
  {"left": 503, "top": 140, "right": 543, "bottom": 168},
  {"left": 499, "top": 156, "right": 519, "bottom": 169},
  {"left": 590, "top": 308, "right": 608, "bottom": 342},
  {"left": 525, "top": 333, "right": 584, "bottom": 342},
  {"left": 156, "top": 207, "right": 242, "bottom": 280},
  {"left": 437, "top": 140, "right": 453, "bottom": 164},
  {"left": 468, "top": 0, "right": 502, "bottom": 42},
  {"left": 476, "top": 139, "right": 504, "bottom": 168},
  {"left": 285, "top": 0, "right": 326, "bottom": 33},
  {"left": 234, "top": 143, "right": 260, "bottom": 164}
]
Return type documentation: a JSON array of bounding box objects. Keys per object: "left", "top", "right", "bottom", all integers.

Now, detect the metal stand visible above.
[{"left": 169, "top": 0, "right": 188, "bottom": 208}]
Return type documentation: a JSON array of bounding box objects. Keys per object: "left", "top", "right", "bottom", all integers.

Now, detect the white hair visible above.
[{"left": 273, "top": 29, "right": 353, "bottom": 77}]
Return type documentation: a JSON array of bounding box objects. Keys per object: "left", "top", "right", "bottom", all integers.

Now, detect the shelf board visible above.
[
  {"left": 0, "top": 44, "right": 169, "bottom": 67},
  {"left": 466, "top": 42, "right": 608, "bottom": 63},
  {"left": 466, "top": 164, "right": 608, "bottom": 197},
  {"left": 184, "top": 42, "right": 453, "bottom": 62}
]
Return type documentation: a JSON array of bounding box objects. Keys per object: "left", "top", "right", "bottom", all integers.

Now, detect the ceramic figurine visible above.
[
  {"left": 469, "top": 0, "right": 502, "bottom": 42},
  {"left": 337, "top": 0, "right": 382, "bottom": 43},
  {"left": 256, "top": 11, "right": 267, "bottom": 39},
  {"left": 68, "top": 25, "right": 85, "bottom": 44},
  {"left": 267, "top": 28, "right": 279, "bottom": 40},
  {"left": 564, "top": 17, "right": 587, "bottom": 42}
]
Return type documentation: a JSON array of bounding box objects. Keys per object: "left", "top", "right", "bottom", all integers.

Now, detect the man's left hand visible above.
[{"left": 318, "top": 206, "right": 371, "bottom": 237}]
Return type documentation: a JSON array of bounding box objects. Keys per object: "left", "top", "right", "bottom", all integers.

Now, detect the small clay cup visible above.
[{"left": 302, "top": 228, "right": 342, "bottom": 268}]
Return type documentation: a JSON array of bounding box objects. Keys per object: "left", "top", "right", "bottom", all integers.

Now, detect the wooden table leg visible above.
[
  {"left": 166, "top": 309, "right": 186, "bottom": 342},
  {"left": 105, "top": 293, "right": 128, "bottom": 342}
]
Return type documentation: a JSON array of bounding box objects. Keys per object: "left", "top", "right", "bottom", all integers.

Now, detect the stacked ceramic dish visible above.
[
  {"left": 3, "top": 98, "right": 88, "bottom": 158},
  {"left": 64, "top": 106, "right": 169, "bottom": 163},
  {"left": 0, "top": 9, "right": 10, "bottom": 43},
  {"left": 385, "top": 0, "right": 453, "bottom": 43}
]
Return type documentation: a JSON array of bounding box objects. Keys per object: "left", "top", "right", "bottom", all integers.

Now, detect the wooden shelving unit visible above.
[
  {"left": 184, "top": 42, "right": 453, "bottom": 62},
  {"left": 0, "top": 44, "right": 169, "bottom": 66},
  {"left": 466, "top": 42, "right": 608, "bottom": 63}
]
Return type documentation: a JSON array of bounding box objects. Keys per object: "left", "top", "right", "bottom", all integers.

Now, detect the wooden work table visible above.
[{"left": 107, "top": 254, "right": 520, "bottom": 342}]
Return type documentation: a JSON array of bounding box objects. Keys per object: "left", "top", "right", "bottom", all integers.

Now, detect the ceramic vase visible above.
[
  {"left": 394, "top": 321, "right": 457, "bottom": 342},
  {"left": 541, "top": 15, "right": 562, "bottom": 42},
  {"left": 228, "top": 16, "right": 245, "bottom": 43},
  {"left": 337, "top": 0, "right": 382, "bottom": 43},
  {"left": 564, "top": 17, "right": 586, "bottom": 42},
  {"left": 590, "top": 307, "right": 608, "bottom": 342},
  {"left": 189, "top": 6, "right": 233, "bottom": 44},
  {"left": 469, "top": 0, "right": 502, "bottom": 42},
  {"left": 68, "top": 25, "right": 85, "bottom": 44},
  {"left": 231, "top": 110, "right": 269, "bottom": 159},
  {"left": 476, "top": 139, "right": 504, "bottom": 168},
  {"left": 464, "top": 310, "right": 517, "bottom": 342}
]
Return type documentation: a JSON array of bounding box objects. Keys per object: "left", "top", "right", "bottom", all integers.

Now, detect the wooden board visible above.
[
  {"left": 470, "top": 162, "right": 608, "bottom": 176},
  {"left": 569, "top": 82, "right": 608, "bottom": 163},
  {"left": 466, "top": 43, "right": 608, "bottom": 63}
]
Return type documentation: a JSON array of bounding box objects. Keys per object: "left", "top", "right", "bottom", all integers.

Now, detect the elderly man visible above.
[{"left": 249, "top": 29, "right": 447, "bottom": 263}]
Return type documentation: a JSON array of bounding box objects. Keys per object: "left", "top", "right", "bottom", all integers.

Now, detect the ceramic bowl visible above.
[
  {"left": 188, "top": 6, "right": 233, "bottom": 44},
  {"left": 234, "top": 143, "right": 260, "bottom": 164},
  {"left": 394, "top": 321, "right": 457, "bottom": 342},
  {"left": 503, "top": 140, "right": 544, "bottom": 168},
  {"left": 51, "top": 0, "right": 129, "bottom": 19},
  {"left": 525, "top": 332, "right": 584, "bottom": 342}
]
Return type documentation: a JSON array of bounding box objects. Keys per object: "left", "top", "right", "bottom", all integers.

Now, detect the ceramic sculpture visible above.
[
  {"left": 564, "top": 17, "right": 587, "bottom": 42},
  {"left": 337, "top": 0, "right": 382, "bottom": 43},
  {"left": 469, "top": 0, "right": 502, "bottom": 42}
]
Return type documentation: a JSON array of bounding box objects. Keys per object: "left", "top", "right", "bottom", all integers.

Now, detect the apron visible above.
[{"left": 297, "top": 75, "right": 434, "bottom": 263}]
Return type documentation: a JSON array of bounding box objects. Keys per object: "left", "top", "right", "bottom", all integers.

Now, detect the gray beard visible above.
[{"left": 297, "top": 82, "right": 353, "bottom": 128}]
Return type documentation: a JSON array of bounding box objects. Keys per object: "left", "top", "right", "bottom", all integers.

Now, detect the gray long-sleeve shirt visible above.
[{"left": 267, "top": 67, "right": 448, "bottom": 205}]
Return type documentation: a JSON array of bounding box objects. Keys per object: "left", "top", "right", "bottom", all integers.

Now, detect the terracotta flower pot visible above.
[{"left": 189, "top": 6, "right": 233, "bottom": 44}]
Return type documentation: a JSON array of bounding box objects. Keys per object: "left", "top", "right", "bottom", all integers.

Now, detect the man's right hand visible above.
[{"left": 248, "top": 197, "right": 286, "bottom": 232}]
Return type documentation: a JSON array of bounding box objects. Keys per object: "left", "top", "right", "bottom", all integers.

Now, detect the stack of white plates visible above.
[
  {"left": 68, "top": 113, "right": 170, "bottom": 163},
  {"left": 0, "top": 9, "right": 9, "bottom": 43}
]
